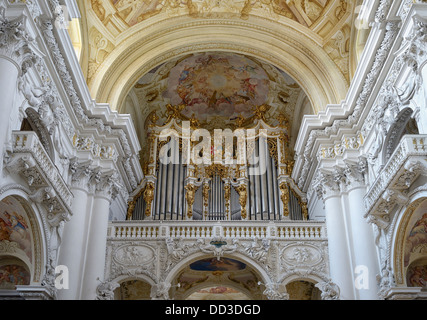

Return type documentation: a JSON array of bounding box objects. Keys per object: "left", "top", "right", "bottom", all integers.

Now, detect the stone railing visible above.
[
  {"left": 108, "top": 220, "right": 327, "bottom": 241},
  {"left": 6, "top": 131, "right": 73, "bottom": 220},
  {"left": 106, "top": 219, "right": 329, "bottom": 295},
  {"left": 364, "top": 135, "right": 427, "bottom": 226}
]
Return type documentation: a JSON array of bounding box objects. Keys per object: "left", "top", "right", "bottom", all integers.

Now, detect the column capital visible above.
[
  {"left": 312, "top": 169, "right": 341, "bottom": 202},
  {"left": 343, "top": 158, "right": 368, "bottom": 191},
  {"left": 69, "top": 158, "right": 93, "bottom": 191},
  {"left": 69, "top": 158, "right": 123, "bottom": 200},
  {"left": 260, "top": 282, "right": 289, "bottom": 300},
  {"left": 93, "top": 170, "right": 122, "bottom": 201},
  {"left": 0, "top": 6, "right": 37, "bottom": 75},
  {"left": 315, "top": 280, "right": 341, "bottom": 300},
  {"left": 150, "top": 282, "right": 171, "bottom": 300}
]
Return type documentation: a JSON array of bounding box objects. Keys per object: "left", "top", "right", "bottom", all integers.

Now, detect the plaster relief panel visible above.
[
  {"left": 113, "top": 244, "right": 155, "bottom": 266},
  {"left": 281, "top": 243, "right": 322, "bottom": 267}
]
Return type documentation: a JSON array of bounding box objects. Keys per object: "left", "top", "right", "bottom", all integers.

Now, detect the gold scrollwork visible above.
[
  {"left": 236, "top": 184, "right": 248, "bottom": 219},
  {"left": 143, "top": 182, "right": 155, "bottom": 217},
  {"left": 279, "top": 182, "right": 290, "bottom": 217},
  {"left": 185, "top": 183, "right": 198, "bottom": 218}
]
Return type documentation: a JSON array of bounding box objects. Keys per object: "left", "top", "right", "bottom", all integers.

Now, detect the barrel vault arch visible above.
[{"left": 89, "top": 15, "right": 349, "bottom": 115}]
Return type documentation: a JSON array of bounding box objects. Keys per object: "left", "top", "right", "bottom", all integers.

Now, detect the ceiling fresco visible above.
[
  {"left": 125, "top": 52, "right": 308, "bottom": 158},
  {"left": 163, "top": 53, "right": 270, "bottom": 121},
  {"left": 84, "top": 0, "right": 354, "bottom": 94},
  {"left": 189, "top": 257, "right": 247, "bottom": 272}
]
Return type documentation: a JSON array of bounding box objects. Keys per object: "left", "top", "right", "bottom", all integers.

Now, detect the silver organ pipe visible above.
[
  {"left": 272, "top": 156, "right": 280, "bottom": 218},
  {"left": 130, "top": 125, "right": 306, "bottom": 221},
  {"left": 193, "top": 186, "right": 203, "bottom": 220},
  {"left": 259, "top": 138, "right": 268, "bottom": 217},
  {"left": 246, "top": 137, "right": 283, "bottom": 220},
  {"left": 230, "top": 187, "right": 241, "bottom": 220},
  {"left": 151, "top": 138, "right": 188, "bottom": 220},
  {"left": 208, "top": 175, "right": 225, "bottom": 220}
]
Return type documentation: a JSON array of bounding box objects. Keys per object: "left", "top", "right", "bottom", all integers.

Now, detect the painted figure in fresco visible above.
[
  {"left": 0, "top": 198, "right": 32, "bottom": 260},
  {"left": 404, "top": 213, "right": 427, "bottom": 266},
  {"left": 0, "top": 265, "right": 30, "bottom": 287},
  {"left": 408, "top": 265, "right": 427, "bottom": 287},
  {"left": 165, "top": 53, "right": 269, "bottom": 122},
  {"left": 0, "top": 218, "right": 12, "bottom": 241}
]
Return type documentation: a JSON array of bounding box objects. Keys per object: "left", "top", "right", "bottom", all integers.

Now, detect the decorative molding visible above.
[
  {"left": 364, "top": 135, "right": 427, "bottom": 229},
  {"left": 315, "top": 280, "right": 341, "bottom": 300},
  {"left": 5, "top": 131, "right": 73, "bottom": 224},
  {"left": 0, "top": 6, "right": 38, "bottom": 75},
  {"left": 296, "top": 1, "right": 400, "bottom": 190},
  {"left": 40, "top": 3, "right": 139, "bottom": 191}
]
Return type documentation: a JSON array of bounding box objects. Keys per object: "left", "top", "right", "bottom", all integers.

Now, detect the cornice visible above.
[
  {"left": 293, "top": 0, "right": 404, "bottom": 191},
  {"left": 34, "top": 0, "right": 143, "bottom": 191}
]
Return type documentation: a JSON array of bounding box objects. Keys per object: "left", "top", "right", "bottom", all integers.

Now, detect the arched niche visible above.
[
  {"left": 285, "top": 279, "right": 321, "bottom": 300},
  {"left": 382, "top": 107, "right": 418, "bottom": 165},
  {"left": 166, "top": 254, "right": 269, "bottom": 300},
  {"left": 0, "top": 194, "right": 44, "bottom": 285},
  {"left": 114, "top": 278, "right": 153, "bottom": 300},
  {"left": 394, "top": 197, "right": 427, "bottom": 286},
  {"left": 20, "top": 108, "right": 55, "bottom": 161},
  {"left": 406, "top": 258, "right": 427, "bottom": 287},
  {"left": 0, "top": 256, "right": 31, "bottom": 289}
]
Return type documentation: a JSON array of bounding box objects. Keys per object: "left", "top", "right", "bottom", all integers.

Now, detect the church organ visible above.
[{"left": 127, "top": 105, "right": 308, "bottom": 221}]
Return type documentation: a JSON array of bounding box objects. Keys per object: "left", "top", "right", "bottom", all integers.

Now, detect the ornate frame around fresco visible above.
[
  {"left": 393, "top": 196, "right": 427, "bottom": 286},
  {"left": 0, "top": 188, "right": 45, "bottom": 284}
]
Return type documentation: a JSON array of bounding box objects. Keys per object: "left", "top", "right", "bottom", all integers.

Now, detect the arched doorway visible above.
[
  {"left": 0, "top": 196, "right": 35, "bottom": 285},
  {"left": 394, "top": 197, "right": 427, "bottom": 287},
  {"left": 170, "top": 256, "right": 266, "bottom": 300},
  {"left": 286, "top": 280, "right": 321, "bottom": 300},
  {"left": 114, "top": 279, "right": 153, "bottom": 300}
]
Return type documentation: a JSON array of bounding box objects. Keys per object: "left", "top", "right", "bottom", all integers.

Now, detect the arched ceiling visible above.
[
  {"left": 122, "top": 51, "right": 312, "bottom": 156},
  {"left": 79, "top": 0, "right": 357, "bottom": 113},
  {"left": 74, "top": 0, "right": 360, "bottom": 165}
]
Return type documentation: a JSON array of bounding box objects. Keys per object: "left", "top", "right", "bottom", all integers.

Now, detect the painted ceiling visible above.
[
  {"left": 85, "top": 0, "right": 354, "bottom": 89},
  {"left": 78, "top": 0, "right": 357, "bottom": 166},
  {"left": 124, "top": 51, "right": 308, "bottom": 155},
  {"left": 163, "top": 53, "right": 270, "bottom": 121}
]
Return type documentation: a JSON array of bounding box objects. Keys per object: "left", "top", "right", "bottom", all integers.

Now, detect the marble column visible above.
[
  {"left": 344, "top": 162, "right": 380, "bottom": 300},
  {"left": 314, "top": 169, "right": 355, "bottom": 300},
  {"left": 80, "top": 173, "right": 118, "bottom": 300},
  {"left": 0, "top": 8, "right": 36, "bottom": 174},
  {"left": 57, "top": 161, "right": 93, "bottom": 300}
]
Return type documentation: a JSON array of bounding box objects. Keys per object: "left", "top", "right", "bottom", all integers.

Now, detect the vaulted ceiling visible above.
[
  {"left": 122, "top": 51, "right": 311, "bottom": 151},
  {"left": 73, "top": 0, "right": 361, "bottom": 158}
]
